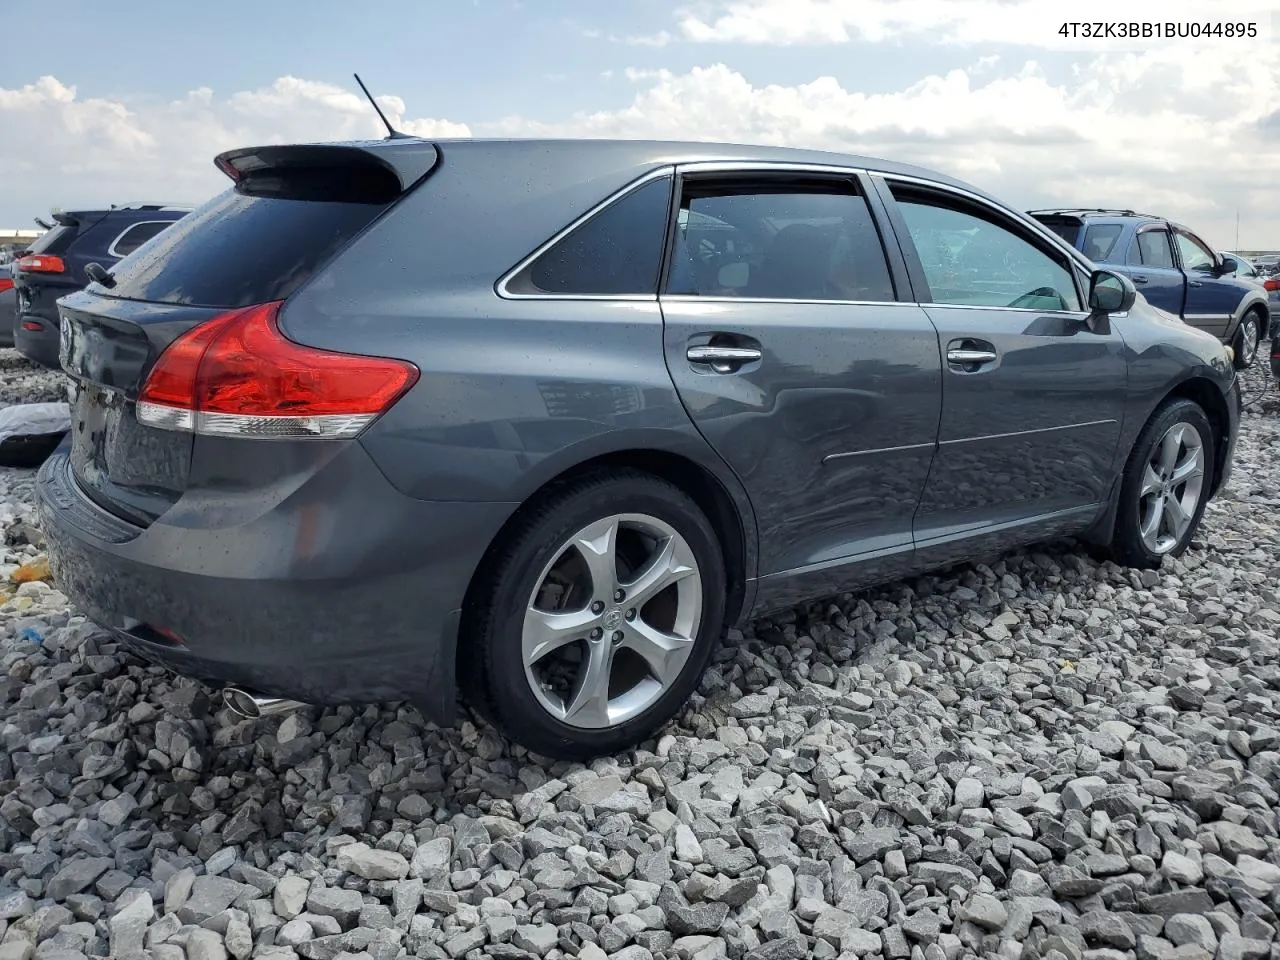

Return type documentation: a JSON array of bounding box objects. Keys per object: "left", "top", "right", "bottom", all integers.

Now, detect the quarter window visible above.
[
  {"left": 109, "top": 220, "right": 174, "bottom": 258},
  {"left": 665, "top": 178, "right": 896, "bottom": 302},
  {"left": 891, "top": 189, "right": 1082, "bottom": 312},
  {"left": 1174, "top": 231, "right": 1214, "bottom": 271},
  {"left": 1133, "top": 229, "right": 1175, "bottom": 269},
  {"left": 503, "top": 176, "right": 673, "bottom": 296}
]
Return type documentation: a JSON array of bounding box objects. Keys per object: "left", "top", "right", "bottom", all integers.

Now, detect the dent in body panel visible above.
[
  {"left": 913, "top": 305, "right": 1128, "bottom": 541},
  {"left": 661, "top": 298, "right": 942, "bottom": 577}
]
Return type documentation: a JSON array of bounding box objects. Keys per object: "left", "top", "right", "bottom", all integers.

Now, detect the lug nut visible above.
[
  {"left": 591, "top": 601, "right": 605, "bottom": 614},
  {"left": 625, "top": 609, "right": 636, "bottom": 621},
  {"left": 614, "top": 589, "right": 626, "bottom": 602},
  {"left": 590, "top": 627, "right": 603, "bottom": 640},
  {"left": 612, "top": 631, "right": 624, "bottom": 643}
]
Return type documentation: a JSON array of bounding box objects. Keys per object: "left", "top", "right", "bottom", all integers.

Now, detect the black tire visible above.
[
  {"left": 1233, "top": 310, "right": 1263, "bottom": 370},
  {"left": 460, "top": 469, "right": 726, "bottom": 760},
  {"left": 1107, "top": 398, "right": 1215, "bottom": 569}
]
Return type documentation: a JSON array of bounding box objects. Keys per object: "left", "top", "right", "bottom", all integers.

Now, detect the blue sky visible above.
[
  {"left": 0, "top": 0, "right": 974, "bottom": 120},
  {"left": 2, "top": 0, "right": 1278, "bottom": 246}
]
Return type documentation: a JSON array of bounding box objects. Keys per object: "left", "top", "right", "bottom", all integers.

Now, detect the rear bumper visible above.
[
  {"left": 36, "top": 443, "right": 516, "bottom": 724},
  {"left": 14, "top": 311, "right": 61, "bottom": 368}
]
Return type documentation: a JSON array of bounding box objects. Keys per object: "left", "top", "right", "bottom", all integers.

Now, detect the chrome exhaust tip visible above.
[{"left": 221, "top": 686, "right": 304, "bottom": 720}]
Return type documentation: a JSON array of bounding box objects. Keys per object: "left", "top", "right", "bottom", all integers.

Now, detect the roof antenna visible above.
[{"left": 353, "top": 73, "right": 409, "bottom": 139}]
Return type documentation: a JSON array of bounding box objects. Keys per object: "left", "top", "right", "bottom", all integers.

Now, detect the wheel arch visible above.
[
  {"left": 1163, "top": 376, "right": 1232, "bottom": 499},
  {"left": 1084, "top": 373, "right": 1231, "bottom": 547},
  {"left": 461, "top": 446, "right": 757, "bottom": 633}
]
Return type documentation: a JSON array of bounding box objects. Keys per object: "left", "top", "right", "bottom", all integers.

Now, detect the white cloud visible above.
[
  {"left": 0, "top": 76, "right": 469, "bottom": 221},
  {"left": 669, "top": 0, "right": 1278, "bottom": 50},
  {"left": 489, "top": 49, "right": 1280, "bottom": 249},
  {"left": 3, "top": 41, "right": 1279, "bottom": 248}
]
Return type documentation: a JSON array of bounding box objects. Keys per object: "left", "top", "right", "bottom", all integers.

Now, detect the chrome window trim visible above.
[
  {"left": 495, "top": 166, "right": 676, "bottom": 302},
  {"left": 918, "top": 302, "right": 1092, "bottom": 318},
  {"left": 661, "top": 296, "right": 920, "bottom": 308},
  {"left": 106, "top": 220, "right": 173, "bottom": 259}
]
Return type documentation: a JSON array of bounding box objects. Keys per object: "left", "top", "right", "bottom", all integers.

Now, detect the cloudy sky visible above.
[{"left": 2, "top": 0, "right": 1279, "bottom": 248}]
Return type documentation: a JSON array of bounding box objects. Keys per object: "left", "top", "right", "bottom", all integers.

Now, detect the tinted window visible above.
[
  {"left": 505, "top": 176, "right": 673, "bottom": 296},
  {"left": 109, "top": 220, "right": 174, "bottom": 258},
  {"left": 1081, "top": 224, "right": 1123, "bottom": 262},
  {"left": 666, "top": 180, "right": 895, "bottom": 302},
  {"left": 1034, "top": 218, "right": 1081, "bottom": 247},
  {"left": 25, "top": 224, "right": 77, "bottom": 255},
  {"left": 1175, "top": 231, "right": 1214, "bottom": 271},
  {"left": 892, "top": 192, "right": 1081, "bottom": 312},
  {"left": 104, "top": 189, "right": 391, "bottom": 308},
  {"left": 1134, "top": 230, "right": 1175, "bottom": 268}
]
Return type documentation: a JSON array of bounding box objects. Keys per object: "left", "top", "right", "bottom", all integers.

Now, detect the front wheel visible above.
[
  {"left": 1107, "top": 399, "right": 1215, "bottom": 569},
  {"left": 460, "top": 470, "right": 726, "bottom": 760},
  {"left": 1234, "top": 311, "right": 1262, "bottom": 370}
]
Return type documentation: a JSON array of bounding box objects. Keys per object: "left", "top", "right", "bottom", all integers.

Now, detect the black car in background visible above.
[{"left": 14, "top": 203, "right": 191, "bottom": 367}]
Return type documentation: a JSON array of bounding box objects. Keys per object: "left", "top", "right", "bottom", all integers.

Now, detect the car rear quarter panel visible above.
[{"left": 278, "top": 141, "right": 761, "bottom": 576}]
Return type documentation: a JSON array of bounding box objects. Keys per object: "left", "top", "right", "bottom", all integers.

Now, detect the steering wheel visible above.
[{"left": 1008, "top": 286, "right": 1068, "bottom": 311}]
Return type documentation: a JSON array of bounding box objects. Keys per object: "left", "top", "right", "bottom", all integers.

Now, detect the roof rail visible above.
[
  {"left": 110, "top": 201, "right": 197, "bottom": 212},
  {"left": 1026, "top": 207, "right": 1159, "bottom": 219}
]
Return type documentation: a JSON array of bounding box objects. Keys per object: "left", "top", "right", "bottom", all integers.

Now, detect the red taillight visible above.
[
  {"left": 136, "top": 301, "right": 420, "bottom": 439},
  {"left": 1264, "top": 278, "right": 1279, "bottom": 292},
  {"left": 17, "top": 254, "right": 65, "bottom": 274},
  {"left": 0, "top": 278, "right": 12, "bottom": 293},
  {"left": 21, "top": 320, "right": 42, "bottom": 332}
]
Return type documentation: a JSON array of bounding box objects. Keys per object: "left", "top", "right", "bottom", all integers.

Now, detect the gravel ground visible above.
[{"left": 2, "top": 347, "right": 1280, "bottom": 960}]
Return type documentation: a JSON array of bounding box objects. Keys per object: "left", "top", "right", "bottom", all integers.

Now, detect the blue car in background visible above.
[{"left": 1030, "top": 208, "right": 1270, "bottom": 370}]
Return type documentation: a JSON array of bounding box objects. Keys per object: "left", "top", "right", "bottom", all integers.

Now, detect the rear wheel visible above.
[
  {"left": 461, "top": 470, "right": 726, "bottom": 760},
  {"left": 1234, "top": 310, "right": 1262, "bottom": 370},
  {"left": 1107, "top": 399, "right": 1215, "bottom": 569}
]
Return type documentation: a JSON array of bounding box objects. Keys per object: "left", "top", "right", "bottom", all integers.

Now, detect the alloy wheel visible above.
[
  {"left": 522, "top": 513, "right": 703, "bottom": 729},
  {"left": 1138, "top": 422, "right": 1206, "bottom": 555},
  {"left": 1240, "top": 316, "right": 1260, "bottom": 366}
]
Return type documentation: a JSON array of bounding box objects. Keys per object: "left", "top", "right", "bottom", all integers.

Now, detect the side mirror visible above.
[
  {"left": 1218, "top": 257, "right": 1237, "bottom": 275},
  {"left": 1089, "top": 269, "right": 1136, "bottom": 314}
]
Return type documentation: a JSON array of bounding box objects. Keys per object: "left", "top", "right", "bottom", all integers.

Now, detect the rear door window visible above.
[
  {"left": 502, "top": 175, "right": 673, "bottom": 296},
  {"left": 108, "top": 220, "right": 175, "bottom": 258},
  {"left": 665, "top": 179, "right": 896, "bottom": 302},
  {"left": 1081, "top": 224, "right": 1123, "bottom": 262}
]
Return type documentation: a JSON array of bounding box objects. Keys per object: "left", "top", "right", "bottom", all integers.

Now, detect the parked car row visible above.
[
  {"left": 33, "top": 135, "right": 1243, "bottom": 758},
  {"left": 1028, "top": 209, "right": 1272, "bottom": 369},
  {"left": 5, "top": 203, "right": 190, "bottom": 365}
]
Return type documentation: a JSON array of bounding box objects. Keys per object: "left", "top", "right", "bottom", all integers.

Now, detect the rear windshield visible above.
[
  {"left": 25, "top": 225, "right": 77, "bottom": 255},
  {"left": 102, "top": 188, "right": 391, "bottom": 308},
  {"left": 1033, "top": 217, "right": 1081, "bottom": 247}
]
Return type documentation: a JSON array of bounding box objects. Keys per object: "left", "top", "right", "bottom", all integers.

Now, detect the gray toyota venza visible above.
[{"left": 37, "top": 138, "right": 1241, "bottom": 760}]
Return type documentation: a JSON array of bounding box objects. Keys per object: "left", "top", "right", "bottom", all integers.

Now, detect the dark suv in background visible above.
[
  {"left": 14, "top": 203, "right": 191, "bottom": 367},
  {"left": 1030, "top": 208, "right": 1270, "bottom": 369}
]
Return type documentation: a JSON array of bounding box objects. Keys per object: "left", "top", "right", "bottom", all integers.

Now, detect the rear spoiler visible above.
[{"left": 213, "top": 141, "right": 440, "bottom": 195}]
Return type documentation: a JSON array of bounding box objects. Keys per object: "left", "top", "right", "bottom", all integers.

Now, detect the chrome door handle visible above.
[
  {"left": 687, "top": 345, "right": 762, "bottom": 371},
  {"left": 1189, "top": 280, "right": 1203, "bottom": 287},
  {"left": 947, "top": 348, "right": 998, "bottom": 365},
  {"left": 1132, "top": 275, "right": 1148, "bottom": 284}
]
